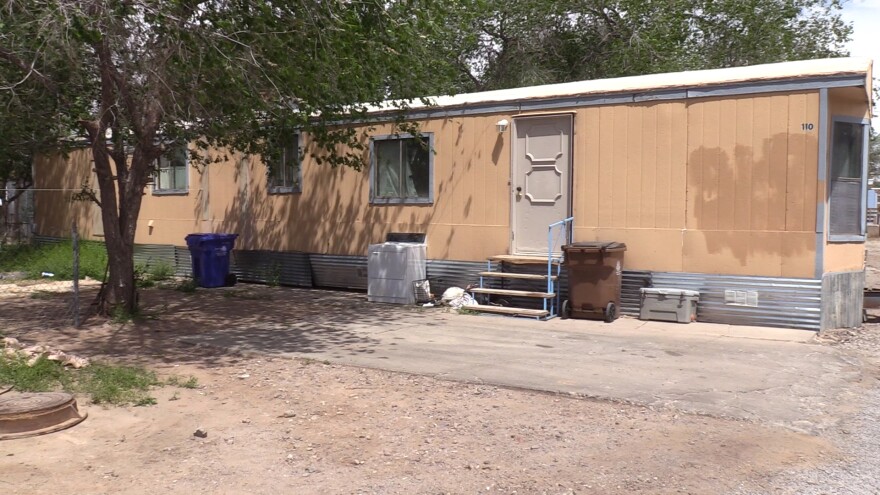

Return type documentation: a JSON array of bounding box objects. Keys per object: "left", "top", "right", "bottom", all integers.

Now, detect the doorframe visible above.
[{"left": 508, "top": 113, "right": 575, "bottom": 256}]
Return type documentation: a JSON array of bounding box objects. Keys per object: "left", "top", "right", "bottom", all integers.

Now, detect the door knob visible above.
[{"left": 515, "top": 186, "right": 523, "bottom": 199}]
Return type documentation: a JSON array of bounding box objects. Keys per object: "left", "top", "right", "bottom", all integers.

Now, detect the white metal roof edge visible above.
[{"left": 367, "top": 57, "right": 872, "bottom": 114}]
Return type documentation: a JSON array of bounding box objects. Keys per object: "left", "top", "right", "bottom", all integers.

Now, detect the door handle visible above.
[{"left": 515, "top": 186, "right": 523, "bottom": 200}]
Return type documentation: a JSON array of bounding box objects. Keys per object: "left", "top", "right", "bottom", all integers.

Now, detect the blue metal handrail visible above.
[{"left": 546, "top": 216, "right": 574, "bottom": 315}]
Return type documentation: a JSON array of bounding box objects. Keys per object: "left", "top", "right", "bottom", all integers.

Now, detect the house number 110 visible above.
[{"left": 801, "top": 123, "right": 815, "bottom": 130}]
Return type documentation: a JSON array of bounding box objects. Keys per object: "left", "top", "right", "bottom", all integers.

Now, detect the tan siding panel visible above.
[
  {"left": 597, "top": 106, "right": 615, "bottom": 227},
  {"left": 750, "top": 97, "right": 771, "bottom": 231},
  {"left": 717, "top": 98, "right": 737, "bottom": 230},
  {"left": 654, "top": 104, "right": 672, "bottom": 228},
  {"left": 767, "top": 96, "right": 789, "bottom": 231},
  {"left": 639, "top": 105, "right": 656, "bottom": 228},
  {"left": 686, "top": 102, "right": 703, "bottom": 230},
  {"left": 733, "top": 98, "right": 754, "bottom": 230},
  {"left": 611, "top": 107, "right": 628, "bottom": 228},
  {"left": 780, "top": 233, "right": 817, "bottom": 278},
  {"left": 669, "top": 102, "right": 689, "bottom": 229},
  {"left": 625, "top": 106, "right": 642, "bottom": 227},
  {"left": 573, "top": 227, "right": 683, "bottom": 272},
  {"left": 803, "top": 93, "right": 820, "bottom": 230},
  {"left": 824, "top": 243, "right": 865, "bottom": 273},
  {"left": 581, "top": 107, "right": 601, "bottom": 227}
]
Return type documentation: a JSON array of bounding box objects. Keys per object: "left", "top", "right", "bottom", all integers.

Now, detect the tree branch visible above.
[
  {"left": 1, "top": 180, "right": 32, "bottom": 204},
  {"left": 0, "top": 46, "right": 58, "bottom": 94}
]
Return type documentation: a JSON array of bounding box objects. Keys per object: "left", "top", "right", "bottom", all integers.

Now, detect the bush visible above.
[{"left": 147, "top": 261, "right": 175, "bottom": 281}]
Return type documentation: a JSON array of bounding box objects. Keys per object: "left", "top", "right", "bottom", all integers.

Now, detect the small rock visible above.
[
  {"left": 225, "top": 437, "right": 235, "bottom": 445},
  {"left": 237, "top": 374, "right": 250, "bottom": 379},
  {"left": 241, "top": 419, "right": 251, "bottom": 424},
  {"left": 279, "top": 410, "right": 297, "bottom": 418},
  {"left": 193, "top": 427, "right": 208, "bottom": 438}
]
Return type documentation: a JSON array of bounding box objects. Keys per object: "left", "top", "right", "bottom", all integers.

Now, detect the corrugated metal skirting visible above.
[
  {"left": 426, "top": 260, "right": 491, "bottom": 295},
  {"left": 21, "top": 237, "right": 831, "bottom": 330},
  {"left": 649, "top": 272, "right": 822, "bottom": 331},
  {"left": 174, "top": 246, "right": 193, "bottom": 277},
  {"left": 232, "top": 250, "right": 313, "bottom": 287},
  {"left": 33, "top": 235, "right": 65, "bottom": 246},
  {"left": 310, "top": 254, "right": 368, "bottom": 290},
  {"left": 621, "top": 271, "right": 651, "bottom": 316},
  {"left": 133, "top": 244, "right": 177, "bottom": 268}
]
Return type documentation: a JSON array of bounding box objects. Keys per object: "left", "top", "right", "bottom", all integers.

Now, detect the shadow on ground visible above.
[{"left": 3, "top": 284, "right": 438, "bottom": 368}]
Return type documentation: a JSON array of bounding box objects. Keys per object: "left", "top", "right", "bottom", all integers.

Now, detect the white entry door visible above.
[{"left": 511, "top": 115, "right": 572, "bottom": 255}]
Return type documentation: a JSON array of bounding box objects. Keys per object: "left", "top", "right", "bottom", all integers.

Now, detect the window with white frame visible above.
[
  {"left": 371, "top": 133, "right": 433, "bottom": 204},
  {"left": 153, "top": 144, "right": 188, "bottom": 193},
  {"left": 829, "top": 118, "right": 869, "bottom": 239},
  {"left": 267, "top": 134, "right": 301, "bottom": 194}
]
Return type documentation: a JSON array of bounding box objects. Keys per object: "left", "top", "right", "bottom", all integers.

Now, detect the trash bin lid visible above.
[
  {"left": 563, "top": 241, "right": 626, "bottom": 252},
  {"left": 185, "top": 233, "right": 239, "bottom": 248}
]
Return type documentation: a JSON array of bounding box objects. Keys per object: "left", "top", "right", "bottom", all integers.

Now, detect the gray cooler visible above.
[{"left": 639, "top": 288, "right": 700, "bottom": 323}]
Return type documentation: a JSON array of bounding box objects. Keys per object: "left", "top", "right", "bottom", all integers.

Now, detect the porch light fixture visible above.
[{"left": 496, "top": 119, "right": 509, "bottom": 133}]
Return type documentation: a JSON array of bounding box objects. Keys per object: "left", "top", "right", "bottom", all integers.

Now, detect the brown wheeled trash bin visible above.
[{"left": 561, "top": 242, "right": 626, "bottom": 322}]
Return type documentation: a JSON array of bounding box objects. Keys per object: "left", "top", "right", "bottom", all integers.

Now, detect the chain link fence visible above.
[{"left": 0, "top": 222, "right": 103, "bottom": 332}]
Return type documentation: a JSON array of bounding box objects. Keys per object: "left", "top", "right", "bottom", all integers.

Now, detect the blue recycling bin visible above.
[{"left": 184, "top": 233, "right": 239, "bottom": 288}]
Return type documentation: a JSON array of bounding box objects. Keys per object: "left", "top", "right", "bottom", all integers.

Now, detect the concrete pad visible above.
[{"left": 178, "top": 292, "right": 862, "bottom": 431}]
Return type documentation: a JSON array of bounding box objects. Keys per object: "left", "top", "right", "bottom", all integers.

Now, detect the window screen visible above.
[{"left": 829, "top": 121, "right": 867, "bottom": 237}]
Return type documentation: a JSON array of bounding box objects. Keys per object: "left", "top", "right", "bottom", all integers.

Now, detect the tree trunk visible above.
[
  {"left": 88, "top": 135, "right": 152, "bottom": 315},
  {"left": 103, "top": 224, "right": 137, "bottom": 313}
]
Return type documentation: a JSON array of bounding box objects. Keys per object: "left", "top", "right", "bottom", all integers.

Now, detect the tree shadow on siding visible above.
[
  {"left": 198, "top": 117, "right": 506, "bottom": 262},
  {"left": 688, "top": 131, "right": 817, "bottom": 274}
]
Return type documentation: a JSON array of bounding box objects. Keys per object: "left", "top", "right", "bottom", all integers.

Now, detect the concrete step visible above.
[
  {"left": 478, "top": 271, "right": 557, "bottom": 281},
  {"left": 470, "top": 288, "right": 555, "bottom": 299},
  {"left": 466, "top": 304, "right": 550, "bottom": 318}
]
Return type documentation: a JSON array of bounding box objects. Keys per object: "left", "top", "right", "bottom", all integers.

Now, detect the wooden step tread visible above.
[
  {"left": 471, "top": 288, "right": 555, "bottom": 298},
  {"left": 467, "top": 304, "right": 550, "bottom": 317},
  {"left": 479, "top": 272, "right": 557, "bottom": 281},
  {"left": 489, "top": 254, "right": 561, "bottom": 265}
]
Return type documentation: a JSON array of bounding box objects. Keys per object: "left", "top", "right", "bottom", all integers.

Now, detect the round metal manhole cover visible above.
[{"left": 0, "top": 392, "right": 87, "bottom": 440}]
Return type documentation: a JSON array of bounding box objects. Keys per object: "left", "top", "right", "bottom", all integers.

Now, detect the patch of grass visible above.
[
  {"left": 0, "top": 354, "right": 160, "bottom": 406},
  {"left": 165, "top": 374, "right": 199, "bottom": 389},
  {"left": 0, "top": 241, "right": 107, "bottom": 280},
  {"left": 0, "top": 355, "right": 71, "bottom": 392},
  {"left": 457, "top": 307, "right": 479, "bottom": 315},
  {"left": 135, "top": 261, "right": 176, "bottom": 289},
  {"left": 79, "top": 363, "right": 160, "bottom": 405},
  {"left": 147, "top": 261, "right": 175, "bottom": 282},
  {"left": 175, "top": 278, "right": 198, "bottom": 293}
]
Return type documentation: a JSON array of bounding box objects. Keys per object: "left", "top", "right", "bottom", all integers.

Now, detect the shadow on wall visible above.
[
  {"left": 689, "top": 131, "right": 816, "bottom": 271},
  {"left": 198, "top": 117, "right": 505, "bottom": 259},
  {"left": 33, "top": 151, "right": 93, "bottom": 238}
]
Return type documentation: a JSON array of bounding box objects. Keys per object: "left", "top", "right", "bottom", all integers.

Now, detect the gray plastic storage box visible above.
[{"left": 639, "top": 288, "right": 700, "bottom": 323}]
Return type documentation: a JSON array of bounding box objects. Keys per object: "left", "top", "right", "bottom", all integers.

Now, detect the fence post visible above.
[{"left": 72, "top": 221, "right": 80, "bottom": 328}]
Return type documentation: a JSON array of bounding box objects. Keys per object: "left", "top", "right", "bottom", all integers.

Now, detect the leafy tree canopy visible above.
[
  {"left": 444, "top": 0, "right": 853, "bottom": 92},
  {"left": 0, "top": 0, "right": 457, "bottom": 311}
]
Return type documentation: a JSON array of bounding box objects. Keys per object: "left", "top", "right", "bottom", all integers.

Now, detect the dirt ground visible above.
[{"left": 0, "top": 277, "right": 873, "bottom": 494}]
